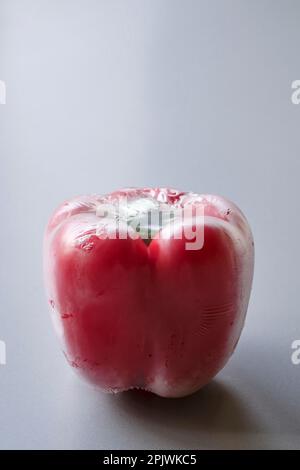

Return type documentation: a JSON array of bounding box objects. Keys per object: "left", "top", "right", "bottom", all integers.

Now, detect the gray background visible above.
[{"left": 0, "top": 0, "right": 300, "bottom": 449}]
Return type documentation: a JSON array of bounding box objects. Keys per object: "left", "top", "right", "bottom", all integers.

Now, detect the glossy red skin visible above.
[{"left": 44, "top": 188, "right": 254, "bottom": 397}]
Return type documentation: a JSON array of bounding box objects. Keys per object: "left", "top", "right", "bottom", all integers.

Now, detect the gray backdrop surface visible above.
[{"left": 0, "top": 0, "right": 300, "bottom": 449}]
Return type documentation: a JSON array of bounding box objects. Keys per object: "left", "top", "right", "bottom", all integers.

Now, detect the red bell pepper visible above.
[{"left": 44, "top": 188, "right": 254, "bottom": 397}]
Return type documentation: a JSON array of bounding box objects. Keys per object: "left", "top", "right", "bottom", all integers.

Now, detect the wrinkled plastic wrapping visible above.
[{"left": 44, "top": 188, "right": 254, "bottom": 397}]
